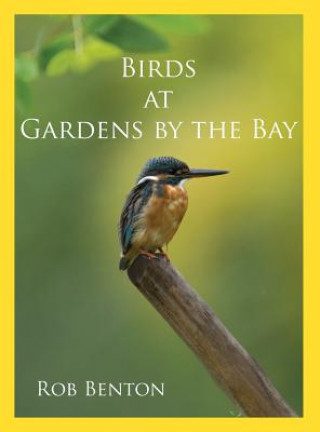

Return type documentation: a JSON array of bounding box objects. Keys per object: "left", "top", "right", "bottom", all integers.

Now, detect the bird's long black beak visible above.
[{"left": 183, "top": 168, "right": 229, "bottom": 179}]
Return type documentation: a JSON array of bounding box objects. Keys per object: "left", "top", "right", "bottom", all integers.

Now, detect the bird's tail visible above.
[{"left": 119, "top": 255, "right": 131, "bottom": 271}]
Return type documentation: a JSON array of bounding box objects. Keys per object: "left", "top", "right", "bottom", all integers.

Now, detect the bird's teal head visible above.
[{"left": 137, "top": 156, "right": 229, "bottom": 186}]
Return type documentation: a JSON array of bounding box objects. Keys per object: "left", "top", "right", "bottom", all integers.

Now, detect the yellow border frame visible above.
[{"left": 1, "top": 1, "right": 317, "bottom": 431}]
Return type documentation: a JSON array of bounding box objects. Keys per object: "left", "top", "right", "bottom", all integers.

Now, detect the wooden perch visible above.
[{"left": 127, "top": 256, "right": 297, "bottom": 417}]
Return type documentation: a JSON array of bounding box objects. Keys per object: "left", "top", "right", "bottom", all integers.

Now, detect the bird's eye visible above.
[{"left": 176, "top": 168, "right": 188, "bottom": 175}]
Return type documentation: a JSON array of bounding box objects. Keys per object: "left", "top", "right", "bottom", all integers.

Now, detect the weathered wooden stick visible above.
[{"left": 127, "top": 256, "right": 297, "bottom": 417}]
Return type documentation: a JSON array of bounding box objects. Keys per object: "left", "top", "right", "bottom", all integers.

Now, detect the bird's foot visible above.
[
  {"left": 138, "top": 249, "right": 170, "bottom": 262},
  {"left": 138, "top": 250, "right": 159, "bottom": 260}
]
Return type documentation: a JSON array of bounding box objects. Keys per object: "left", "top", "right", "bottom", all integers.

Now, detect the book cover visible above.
[{"left": 2, "top": 1, "right": 318, "bottom": 432}]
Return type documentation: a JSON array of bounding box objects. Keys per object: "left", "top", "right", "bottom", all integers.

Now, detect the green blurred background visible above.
[{"left": 15, "top": 15, "right": 302, "bottom": 417}]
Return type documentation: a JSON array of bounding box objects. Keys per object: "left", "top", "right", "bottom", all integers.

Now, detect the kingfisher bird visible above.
[{"left": 119, "top": 156, "right": 228, "bottom": 270}]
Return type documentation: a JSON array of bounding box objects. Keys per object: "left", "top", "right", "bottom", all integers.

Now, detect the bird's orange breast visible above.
[{"left": 132, "top": 183, "right": 188, "bottom": 250}]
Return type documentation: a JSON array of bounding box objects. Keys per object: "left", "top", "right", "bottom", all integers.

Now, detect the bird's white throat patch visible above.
[{"left": 179, "top": 179, "right": 187, "bottom": 190}]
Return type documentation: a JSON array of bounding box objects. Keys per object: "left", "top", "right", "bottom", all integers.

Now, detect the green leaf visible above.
[
  {"left": 46, "top": 37, "right": 122, "bottom": 76},
  {"left": 46, "top": 49, "right": 75, "bottom": 76},
  {"left": 100, "top": 16, "right": 169, "bottom": 53},
  {"left": 38, "top": 34, "right": 74, "bottom": 71},
  {"left": 84, "top": 15, "right": 120, "bottom": 35},
  {"left": 15, "top": 53, "right": 39, "bottom": 82},
  {"left": 129, "top": 15, "right": 211, "bottom": 36},
  {"left": 72, "top": 37, "right": 123, "bottom": 72}
]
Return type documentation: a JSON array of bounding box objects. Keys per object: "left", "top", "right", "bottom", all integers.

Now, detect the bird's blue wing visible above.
[{"left": 119, "top": 182, "right": 153, "bottom": 254}]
